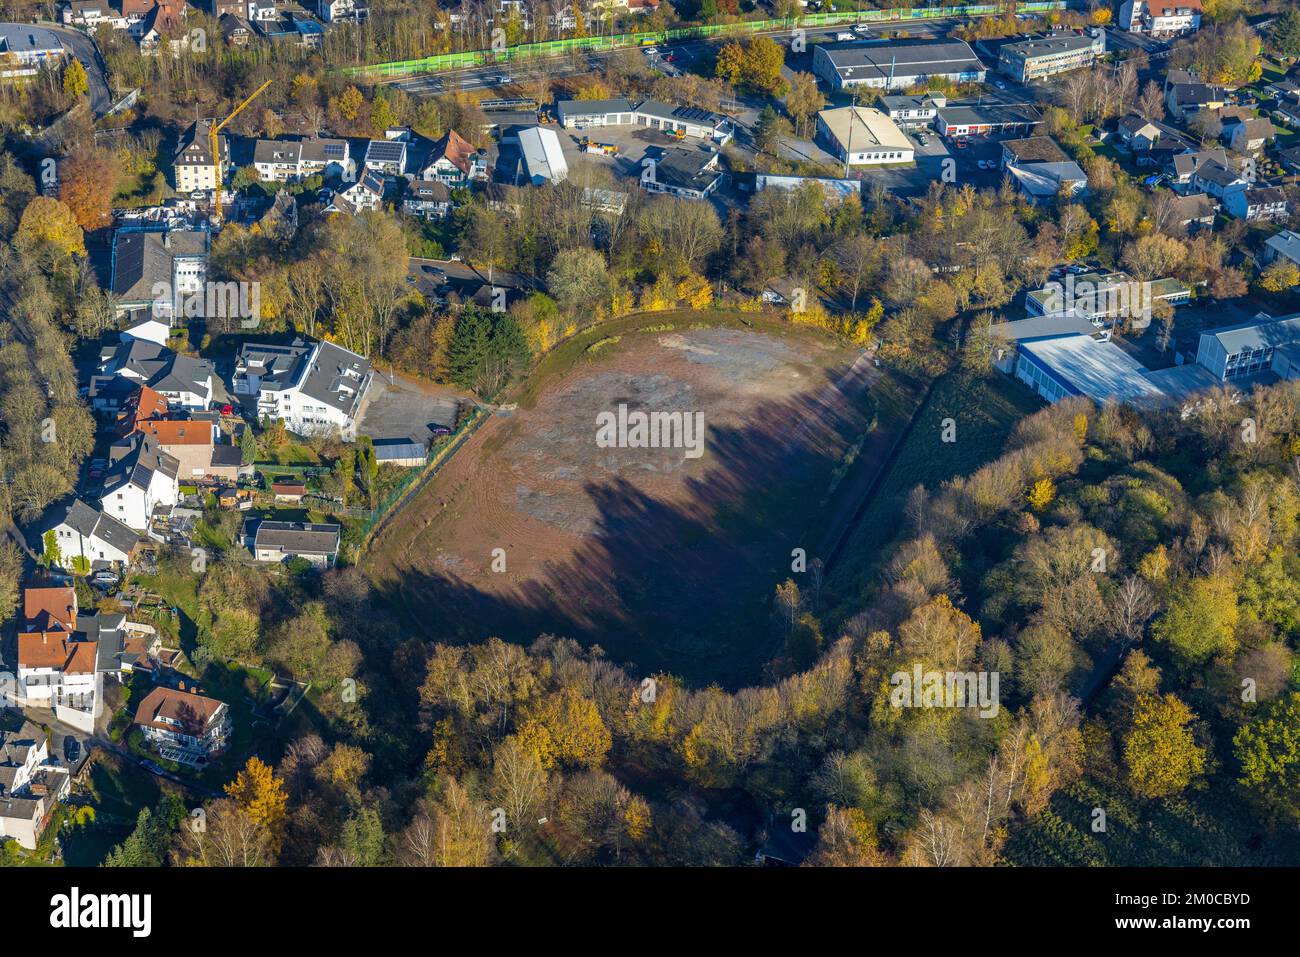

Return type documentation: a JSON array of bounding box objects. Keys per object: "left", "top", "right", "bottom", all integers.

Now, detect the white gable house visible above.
[{"left": 99, "top": 433, "right": 180, "bottom": 532}]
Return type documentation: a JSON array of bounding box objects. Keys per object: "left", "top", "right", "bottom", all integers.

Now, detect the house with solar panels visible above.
[
  {"left": 364, "top": 133, "right": 409, "bottom": 177},
  {"left": 254, "top": 135, "right": 350, "bottom": 182}
]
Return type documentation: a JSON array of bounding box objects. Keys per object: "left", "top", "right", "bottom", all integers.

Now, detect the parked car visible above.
[
  {"left": 63, "top": 736, "right": 80, "bottom": 763},
  {"left": 221, "top": 404, "right": 234, "bottom": 416},
  {"left": 431, "top": 425, "right": 453, "bottom": 437},
  {"left": 91, "top": 569, "right": 120, "bottom": 588},
  {"left": 642, "top": 47, "right": 658, "bottom": 56},
  {"left": 140, "top": 760, "right": 167, "bottom": 775}
]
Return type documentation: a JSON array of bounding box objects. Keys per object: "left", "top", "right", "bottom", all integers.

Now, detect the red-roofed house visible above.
[
  {"left": 22, "top": 586, "right": 77, "bottom": 633},
  {"left": 419, "top": 129, "right": 488, "bottom": 185},
  {"left": 134, "top": 686, "right": 231, "bottom": 758}
]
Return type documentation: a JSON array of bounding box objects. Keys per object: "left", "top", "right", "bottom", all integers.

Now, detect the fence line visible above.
[{"left": 346, "top": 2, "right": 1068, "bottom": 78}]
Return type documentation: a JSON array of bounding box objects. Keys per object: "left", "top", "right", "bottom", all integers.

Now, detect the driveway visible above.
[
  {"left": 355, "top": 370, "right": 461, "bottom": 444},
  {"left": 25, "top": 21, "right": 113, "bottom": 116}
]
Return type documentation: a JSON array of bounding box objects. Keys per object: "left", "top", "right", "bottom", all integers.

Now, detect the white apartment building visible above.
[{"left": 234, "top": 337, "right": 372, "bottom": 438}]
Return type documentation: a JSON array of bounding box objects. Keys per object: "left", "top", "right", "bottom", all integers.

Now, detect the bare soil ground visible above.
[{"left": 364, "top": 312, "right": 881, "bottom": 687}]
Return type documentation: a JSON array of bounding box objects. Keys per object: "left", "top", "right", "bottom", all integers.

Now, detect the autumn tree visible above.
[
  {"left": 16, "top": 196, "right": 85, "bottom": 257},
  {"left": 1124, "top": 694, "right": 1206, "bottom": 798},
  {"left": 58, "top": 149, "right": 117, "bottom": 230},
  {"left": 225, "top": 756, "right": 289, "bottom": 854},
  {"left": 62, "top": 58, "right": 89, "bottom": 99}
]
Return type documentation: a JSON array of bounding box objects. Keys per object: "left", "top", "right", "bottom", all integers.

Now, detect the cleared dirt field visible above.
[{"left": 364, "top": 311, "right": 881, "bottom": 687}]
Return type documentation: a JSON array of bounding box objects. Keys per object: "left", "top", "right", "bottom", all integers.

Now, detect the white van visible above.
[{"left": 835, "top": 32, "right": 854, "bottom": 41}]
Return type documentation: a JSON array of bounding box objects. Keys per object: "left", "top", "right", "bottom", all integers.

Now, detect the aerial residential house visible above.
[
  {"left": 1119, "top": 0, "right": 1202, "bottom": 36},
  {"left": 99, "top": 432, "right": 181, "bottom": 531},
  {"left": 133, "top": 417, "right": 226, "bottom": 480},
  {"left": 812, "top": 38, "right": 985, "bottom": 91},
  {"left": 84, "top": 611, "right": 162, "bottom": 680},
  {"left": 23, "top": 585, "right": 78, "bottom": 634},
  {"left": 1117, "top": 114, "right": 1163, "bottom": 152},
  {"left": 219, "top": 12, "right": 253, "bottom": 45},
  {"left": 641, "top": 148, "right": 723, "bottom": 200},
  {"left": 1196, "top": 312, "right": 1300, "bottom": 380},
  {"left": 816, "top": 106, "right": 913, "bottom": 165},
  {"left": 44, "top": 499, "right": 139, "bottom": 570},
  {"left": 207, "top": 0, "right": 249, "bottom": 16},
  {"left": 1165, "top": 82, "right": 1226, "bottom": 120},
  {"left": 878, "top": 93, "right": 946, "bottom": 130},
  {"left": 327, "top": 167, "right": 386, "bottom": 215},
  {"left": 999, "top": 138, "right": 1090, "bottom": 194},
  {"left": 97, "top": 340, "right": 215, "bottom": 410},
  {"left": 1223, "top": 184, "right": 1288, "bottom": 222},
  {"left": 1163, "top": 192, "right": 1219, "bottom": 232},
  {"left": 244, "top": 518, "right": 342, "bottom": 566},
  {"left": 253, "top": 135, "right": 350, "bottom": 181},
  {"left": 1262, "top": 230, "right": 1300, "bottom": 270},
  {"left": 1190, "top": 159, "right": 1247, "bottom": 199},
  {"left": 135, "top": 0, "right": 190, "bottom": 55},
  {"left": 1168, "top": 147, "right": 1228, "bottom": 186},
  {"left": 121, "top": 315, "right": 173, "bottom": 348},
  {"left": 257, "top": 190, "right": 299, "bottom": 241},
  {"left": 174, "top": 119, "right": 229, "bottom": 194},
  {"left": 59, "top": 1, "right": 129, "bottom": 29},
  {"left": 421, "top": 129, "right": 488, "bottom": 185},
  {"left": 254, "top": 139, "right": 305, "bottom": 181},
  {"left": 998, "top": 32, "right": 1105, "bottom": 82},
  {"left": 403, "top": 179, "right": 454, "bottom": 219},
  {"left": 364, "top": 135, "right": 408, "bottom": 177},
  {"left": 1224, "top": 116, "right": 1274, "bottom": 153},
  {"left": 315, "top": 0, "right": 367, "bottom": 20},
  {"left": 233, "top": 337, "right": 373, "bottom": 438},
  {"left": 134, "top": 686, "right": 231, "bottom": 759},
  {"left": 16, "top": 629, "right": 99, "bottom": 730},
  {"left": 0, "top": 721, "right": 69, "bottom": 850},
  {"left": 110, "top": 228, "right": 209, "bottom": 322}
]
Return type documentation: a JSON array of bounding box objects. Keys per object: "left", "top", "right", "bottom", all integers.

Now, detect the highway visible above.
[{"left": 385, "top": 18, "right": 953, "bottom": 99}]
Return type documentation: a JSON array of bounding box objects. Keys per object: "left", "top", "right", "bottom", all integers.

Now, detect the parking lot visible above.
[{"left": 354, "top": 370, "right": 461, "bottom": 445}]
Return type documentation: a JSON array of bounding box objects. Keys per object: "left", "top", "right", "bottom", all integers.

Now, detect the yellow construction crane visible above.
[{"left": 210, "top": 79, "right": 273, "bottom": 225}]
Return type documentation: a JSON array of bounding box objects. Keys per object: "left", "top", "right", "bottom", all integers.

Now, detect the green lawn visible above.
[{"left": 826, "top": 371, "right": 1044, "bottom": 611}]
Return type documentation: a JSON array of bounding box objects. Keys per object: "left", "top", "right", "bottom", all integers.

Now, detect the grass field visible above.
[
  {"left": 364, "top": 310, "right": 896, "bottom": 687},
  {"left": 825, "top": 371, "right": 1044, "bottom": 613}
]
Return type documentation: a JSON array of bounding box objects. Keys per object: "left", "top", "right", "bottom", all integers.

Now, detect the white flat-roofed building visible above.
[
  {"left": 1016, "top": 333, "right": 1166, "bottom": 405},
  {"left": 815, "top": 107, "right": 914, "bottom": 165}
]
